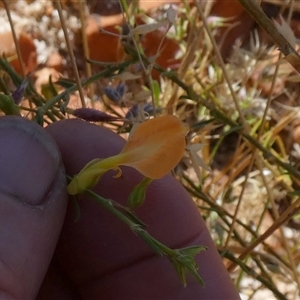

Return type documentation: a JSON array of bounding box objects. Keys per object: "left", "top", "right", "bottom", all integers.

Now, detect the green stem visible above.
[
  {"left": 82, "top": 186, "right": 205, "bottom": 286},
  {"left": 41, "top": 58, "right": 136, "bottom": 113}
]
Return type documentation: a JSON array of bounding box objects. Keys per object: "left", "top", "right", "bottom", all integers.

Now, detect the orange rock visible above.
[
  {"left": 292, "top": 121, "right": 300, "bottom": 145},
  {"left": 211, "top": 0, "right": 245, "bottom": 17},
  {"left": 0, "top": 31, "right": 37, "bottom": 75},
  {"left": 79, "top": 0, "right": 253, "bottom": 67},
  {"left": 139, "top": 0, "right": 193, "bottom": 12},
  {"left": 211, "top": 0, "right": 255, "bottom": 59},
  {"left": 85, "top": 13, "right": 180, "bottom": 79},
  {"left": 85, "top": 15, "right": 124, "bottom": 63},
  {"left": 140, "top": 27, "right": 181, "bottom": 79},
  {"left": 86, "top": 0, "right": 193, "bottom": 15}
]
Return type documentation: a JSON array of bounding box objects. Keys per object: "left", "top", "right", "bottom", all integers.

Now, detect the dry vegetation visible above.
[{"left": 2, "top": 0, "right": 300, "bottom": 299}]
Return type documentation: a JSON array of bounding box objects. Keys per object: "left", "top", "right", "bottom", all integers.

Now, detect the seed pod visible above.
[{"left": 73, "top": 108, "right": 120, "bottom": 122}]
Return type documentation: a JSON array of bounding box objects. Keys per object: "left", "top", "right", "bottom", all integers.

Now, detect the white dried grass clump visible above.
[
  {"left": 13, "top": 0, "right": 51, "bottom": 19},
  {"left": 1, "top": 2, "right": 48, "bottom": 34},
  {"left": 0, "top": 9, "right": 54, "bottom": 65},
  {"left": 34, "top": 40, "right": 52, "bottom": 64},
  {"left": 222, "top": 41, "right": 279, "bottom": 118},
  {"left": 0, "top": 1, "right": 82, "bottom": 65},
  {"left": 0, "top": 10, "right": 18, "bottom": 33},
  {"left": 228, "top": 46, "right": 258, "bottom": 81},
  {"left": 243, "top": 97, "right": 269, "bottom": 118}
]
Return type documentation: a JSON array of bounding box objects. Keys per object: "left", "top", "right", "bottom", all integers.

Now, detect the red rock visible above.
[
  {"left": 85, "top": 15, "right": 124, "bottom": 63},
  {"left": 211, "top": 0, "right": 255, "bottom": 59},
  {"left": 140, "top": 26, "right": 181, "bottom": 79},
  {"left": 0, "top": 31, "right": 37, "bottom": 75},
  {"left": 86, "top": 0, "right": 193, "bottom": 15},
  {"left": 85, "top": 13, "right": 180, "bottom": 79},
  {"left": 139, "top": 0, "right": 192, "bottom": 12},
  {"left": 292, "top": 121, "right": 300, "bottom": 145}
]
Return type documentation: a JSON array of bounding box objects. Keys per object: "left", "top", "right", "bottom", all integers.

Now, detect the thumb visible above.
[{"left": 0, "top": 116, "right": 67, "bottom": 299}]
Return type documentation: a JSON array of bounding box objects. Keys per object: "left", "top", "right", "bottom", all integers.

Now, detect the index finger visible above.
[{"left": 45, "top": 119, "right": 239, "bottom": 299}]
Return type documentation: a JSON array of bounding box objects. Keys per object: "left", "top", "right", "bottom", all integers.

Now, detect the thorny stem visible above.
[{"left": 83, "top": 186, "right": 206, "bottom": 286}]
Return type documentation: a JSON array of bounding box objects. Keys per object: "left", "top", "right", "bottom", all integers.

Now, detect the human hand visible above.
[{"left": 0, "top": 116, "right": 240, "bottom": 299}]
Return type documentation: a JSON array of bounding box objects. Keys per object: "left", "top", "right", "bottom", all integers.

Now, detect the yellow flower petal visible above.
[
  {"left": 67, "top": 157, "right": 123, "bottom": 195},
  {"left": 118, "top": 115, "right": 188, "bottom": 178},
  {"left": 67, "top": 167, "right": 105, "bottom": 195}
]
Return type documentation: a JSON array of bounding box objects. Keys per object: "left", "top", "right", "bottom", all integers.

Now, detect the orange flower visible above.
[{"left": 68, "top": 115, "right": 188, "bottom": 195}]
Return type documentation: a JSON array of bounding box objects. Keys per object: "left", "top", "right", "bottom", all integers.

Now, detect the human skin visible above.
[{"left": 0, "top": 116, "right": 240, "bottom": 299}]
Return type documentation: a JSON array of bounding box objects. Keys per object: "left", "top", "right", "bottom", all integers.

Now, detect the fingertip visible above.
[{"left": 0, "top": 116, "right": 68, "bottom": 298}]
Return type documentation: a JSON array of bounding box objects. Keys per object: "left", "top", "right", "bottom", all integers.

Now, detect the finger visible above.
[
  {"left": 46, "top": 119, "right": 239, "bottom": 299},
  {"left": 0, "top": 116, "right": 68, "bottom": 299}
]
